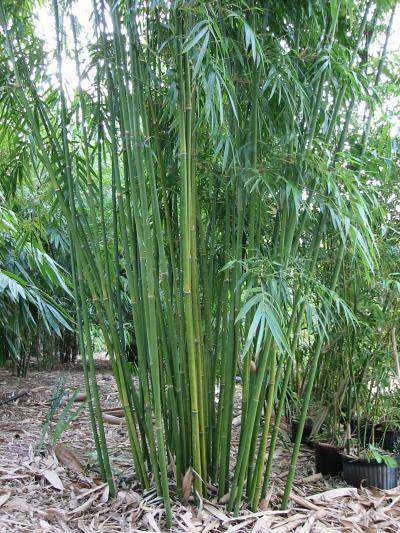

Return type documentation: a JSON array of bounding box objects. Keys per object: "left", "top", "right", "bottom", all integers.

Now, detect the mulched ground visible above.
[{"left": 1, "top": 361, "right": 399, "bottom": 532}]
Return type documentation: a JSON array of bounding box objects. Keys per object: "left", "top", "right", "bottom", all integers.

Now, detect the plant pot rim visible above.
[
  {"left": 313, "top": 441, "right": 344, "bottom": 451},
  {"left": 375, "top": 425, "right": 400, "bottom": 432},
  {"left": 340, "top": 452, "right": 398, "bottom": 468}
]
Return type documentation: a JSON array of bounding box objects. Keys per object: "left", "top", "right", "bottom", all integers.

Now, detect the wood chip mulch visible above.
[{"left": 1, "top": 361, "right": 399, "bottom": 532}]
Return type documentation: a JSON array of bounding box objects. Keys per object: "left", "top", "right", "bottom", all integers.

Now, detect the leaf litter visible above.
[{"left": 0, "top": 360, "right": 399, "bottom": 532}]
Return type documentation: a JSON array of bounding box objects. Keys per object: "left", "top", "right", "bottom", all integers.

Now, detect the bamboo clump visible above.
[{"left": 0, "top": 0, "right": 396, "bottom": 527}]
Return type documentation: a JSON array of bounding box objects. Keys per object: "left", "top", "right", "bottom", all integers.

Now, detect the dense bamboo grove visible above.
[{"left": 1, "top": 0, "right": 399, "bottom": 527}]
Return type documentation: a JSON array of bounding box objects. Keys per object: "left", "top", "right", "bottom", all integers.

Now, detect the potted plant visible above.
[
  {"left": 310, "top": 404, "right": 345, "bottom": 476},
  {"left": 370, "top": 392, "right": 400, "bottom": 453},
  {"left": 341, "top": 443, "right": 398, "bottom": 490},
  {"left": 350, "top": 386, "right": 400, "bottom": 454},
  {"left": 341, "top": 376, "right": 399, "bottom": 489},
  {"left": 304, "top": 364, "right": 348, "bottom": 477}
]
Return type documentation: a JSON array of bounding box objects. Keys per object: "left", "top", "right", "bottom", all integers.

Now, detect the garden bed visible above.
[{"left": 1, "top": 361, "right": 399, "bottom": 532}]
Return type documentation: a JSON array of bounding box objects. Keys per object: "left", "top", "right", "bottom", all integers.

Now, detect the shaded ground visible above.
[{"left": 1, "top": 362, "right": 399, "bottom": 532}]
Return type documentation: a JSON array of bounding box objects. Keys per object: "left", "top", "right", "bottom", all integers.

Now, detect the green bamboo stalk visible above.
[
  {"left": 249, "top": 347, "right": 276, "bottom": 509},
  {"left": 176, "top": 11, "right": 203, "bottom": 499},
  {"left": 281, "top": 240, "right": 345, "bottom": 508},
  {"left": 228, "top": 333, "right": 274, "bottom": 512}
]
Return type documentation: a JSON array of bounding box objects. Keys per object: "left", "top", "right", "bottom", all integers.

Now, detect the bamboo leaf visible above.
[{"left": 183, "top": 22, "right": 209, "bottom": 53}]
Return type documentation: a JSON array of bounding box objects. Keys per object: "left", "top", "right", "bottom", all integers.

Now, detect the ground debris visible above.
[{"left": 1, "top": 362, "right": 400, "bottom": 532}]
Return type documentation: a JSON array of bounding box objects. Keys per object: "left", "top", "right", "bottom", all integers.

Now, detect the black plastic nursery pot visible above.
[
  {"left": 314, "top": 442, "right": 343, "bottom": 476},
  {"left": 291, "top": 420, "right": 313, "bottom": 446},
  {"left": 358, "top": 424, "right": 400, "bottom": 452},
  {"left": 341, "top": 454, "right": 399, "bottom": 490},
  {"left": 374, "top": 427, "right": 400, "bottom": 452}
]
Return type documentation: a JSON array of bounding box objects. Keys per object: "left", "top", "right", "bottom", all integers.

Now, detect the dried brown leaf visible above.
[
  {"left": 259, "top": 498, "right": 270, "bottom": 511},
  {"left": 102, "top": 407, "right": 124, "bottom": 417},
  {"left": 68, "top": 494, "right": 97, "bottom": 516},
  {"left": 54, "top": 443, "right": 84, "bottom": 474},
  {"left": 43, "top": 469, "right": 64, "bottom": 491},
  {"left": 287, "top": 492, "right": 320, "bottom": 511},
  {"left": 76, "top": 483, "right": 107, "bottom": 501},
  {"left": 73, "top": 392, "right": 87, "bottom": 402},
  {"left": 3, "top": 497, "right": 33, "bottom": 513},
  {"left": 309, "top": 487, "right": 357, "bottom": 502},
  {"left": 203, "top": 502, "right": 230, "bottom": 521},
  {"left": 182, "top": 467, "right": 192, "bottom": 501},
  {"left": 144, "top": 512, "right": 161, "bottom": 532},
  {"left": 168, "top": 450, "right": 177, "bottom": 482},
  {"left": 218, "top": 492, "right": 230, "bottom": 504},
  {"left": 103, "top": 413, "right": 124, "bottom": 425},
  {"left": 301, "top": 472, "right": 323, "bottom": 483},
  {"left": 0, "top": 491, "right": 11, "bottom": 507},
  {"left": 100, "top": 484, "right": 109, "bottom": 504},
  {"left": 39, "top": 518, "right": 52, "bottom": 529}
]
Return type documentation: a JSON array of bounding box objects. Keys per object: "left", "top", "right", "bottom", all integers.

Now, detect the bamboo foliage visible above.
[{"left": 0, "top": 0, "right": 398, "bottom": 526}]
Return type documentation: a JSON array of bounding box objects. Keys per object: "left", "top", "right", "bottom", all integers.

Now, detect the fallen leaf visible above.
[
  {"left": 54, "top": 443, "right": 84, "bottom": 474},
  {"left": 144, "top": 512, "right": 161, "bottom": 532},
  {"left": 287, "top": 491, "right": 320, "bottom": 511},
  {"left": 259, "top": 497, "right": 270, "bottom": 511},
  {"left": 203, "top": 520, "right": 219, "bottom": 533},
  {"left": 232, "top": 416, "right": 241, "bottom": 427},
  {"left": 169, "top": 450, "right": 177, "bottom": 482},
  {"left": 260, "top": 480, "right": 274, "bottom": 511},
  {"left": 203, "top": 502, "right": 230, "bottom": 521},
  {"left": 103, "top": 413, "right": 123, "bottom": 425},
  {"left": 182, "top": 467, "right": 192, "bottom": 501},
  {"left": 74, "top": 392, "right": 87, "bottom": 402},
  {"left": 102, "top": 407, "right": 124, "bottom": 417},
  {"left": 0, "top": 491, "right": 11, "bottom": 507},
  {"left": 309, "top": 487, "right": 357, "bottom": 502},
  {"left": 301, "top": 472, "right": 323, "bottom": 483},
  {"left": 76, "top": 483, "right": 106, "bottom": 501},
  {"left": 100, "top": 484, "right": 109, "bottom": 504},
  {"left": 218, "top": 492, "right": 230, "bottom": 504},
  {"left": 252, "top": 516, "right": 272, "bottom": 533},
  {"left": 4, "top": 497, "right": 32, "bottom": 513},
  {"left": 43, "top": 469, "right": 64, "bottom": 491},
  {"left": 68, "top": 494, "right": 97, "bottom": 516}
]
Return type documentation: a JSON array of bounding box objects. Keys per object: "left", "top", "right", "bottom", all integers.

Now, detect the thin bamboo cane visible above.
[{"left": 281, "top": 240, "right": 346, "bottom": 508}]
